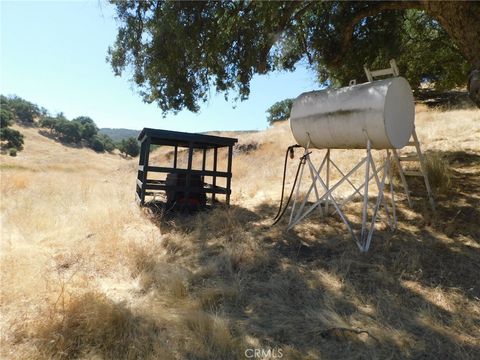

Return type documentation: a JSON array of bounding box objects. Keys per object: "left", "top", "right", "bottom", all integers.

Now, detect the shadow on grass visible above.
[
  {"left": 396, "top": 150, "right": 480, "bottom": 241},
  {"left": 415, "top": 89, "right": 477, "bottom": 110},
  {"left": 135, "top": 149, "right": 480, "bottom": 359}
]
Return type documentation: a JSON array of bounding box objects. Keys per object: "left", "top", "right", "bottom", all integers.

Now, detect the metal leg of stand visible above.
[
  {"left": 361, "top": 140, "right": 371, "bottom": 246},
  {"left": 370, "top": 155, "right": 392, "bottom": 229},
  {"left": 287, "top": 144, "right": 396, "bottom": 252},
  {"left": 306, "top": 156, "right": 363, "bottom": 250},
  {"left": 412, "top": 129, "right": 436, "bottom": 211},
  {"left": 365, "top": 159, "right": 389, "bottom": 251},
  {"left": 290, "top": 152, "right": 328, "bottom": 226},
  {"left": 387, "top": 150, "right": 397, "bottom": 229},
  {"left": 289, "top": 156, "right": 367, "bottom": 228},
  {"left": 325, "top": 149, "right": 330, "bottom": 214}
]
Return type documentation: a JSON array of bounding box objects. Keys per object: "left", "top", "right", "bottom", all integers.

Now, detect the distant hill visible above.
[{"left": 99, "top": 128, "right": 140, "bottom": 142}]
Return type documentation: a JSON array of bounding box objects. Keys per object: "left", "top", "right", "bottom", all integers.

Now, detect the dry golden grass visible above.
[{"left": 1, "top": 107, "right": 479, "bottom": 359}]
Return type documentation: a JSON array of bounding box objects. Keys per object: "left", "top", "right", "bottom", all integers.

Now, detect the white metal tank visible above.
[{"left": 289, "top": 77, "right": 415, "bottom": 149}]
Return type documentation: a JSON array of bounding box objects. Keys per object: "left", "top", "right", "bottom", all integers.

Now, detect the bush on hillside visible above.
[
  {"left": 39, "top": 116, "right": 58, "bottom": 132},
  {"left": 39, "top": 113, "right": 116, "bottom": 152},
  {"left": 1, "top": 109, "right": 14, "bottom": 128},
  {"left": 98, "top": 134, "right": 116, "bottom": 152},
  {"left": 0, "top": 95, "right": 43, "bottom": 124},
  {"left": 72, "top": 116, "right": 98, "bottom": 140},
  {"left": 89, "top": 134, "right": 116, "bottom": 153},
  {"left": 2, "top": 94, "right": 117, "bottom": 153},
  {"left": 54, "top": 119, "right": 83, "bottom": 143},
  {"left": 89, "top": 135, "right": 106, "bottom": 152},
  {"left": 118, "top": 137, "right": 140, "bottom": 157},
  {"left": 0, "top": 105, "right": 25, "bottom": 153},
  {"left": 0, "top": 127, "right": 24, "bottom": 150}
]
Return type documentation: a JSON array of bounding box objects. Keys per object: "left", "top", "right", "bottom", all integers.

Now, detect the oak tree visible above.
[{"left": 108, "top": 1, "right": 480, "bottom": 111}]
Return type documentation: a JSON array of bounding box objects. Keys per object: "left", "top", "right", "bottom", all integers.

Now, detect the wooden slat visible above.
[
  {"left": 140, "top": 137, "right": 151, "bottom": 205},
  {"left": 173, "top": 145, "right": 178, "bottom": 168},
  {"left": 144, "top": 183, "right": 230, "bottom": 195},
  {"left": 370, "top": 68, "right": 395, "bottom": 77},
  {"left": 145, "top": 166, "right": 230, "bottom": 178},
  {"left": 202, "top": 148, "right": 206, "bottom": 171},
  {"left": 145, "top": 179, "right": 165, "bottom": 185},
  {"left": 183, "top": 142, "right": 194, "bottom": 210},
  {"left": 143, "top": 190, "right": 164, "bottom": 195},
  {"left": 212, "top": 147, "right": 218, "bottom": 203},
  {"left": 226, "top": 145, "right": 233, "bottom": 205}
]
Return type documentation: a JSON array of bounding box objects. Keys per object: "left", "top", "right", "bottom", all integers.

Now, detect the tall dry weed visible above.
[
  {"left": 424, "top": 153, "right": 452, "bottom": 193},
  {"left": 32, "top": 292, "right": 170, "bottom": 360}
]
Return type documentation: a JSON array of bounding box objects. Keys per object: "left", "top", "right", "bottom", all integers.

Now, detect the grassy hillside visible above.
[{"left": 1, "top": 106, "right": 479, "bottom": 359}]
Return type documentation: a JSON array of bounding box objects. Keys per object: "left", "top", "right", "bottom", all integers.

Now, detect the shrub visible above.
[
  {"left": 39, "top": 116, "right": 58, "bottom": 132},
  {"left": 72, "top": 116, "right": 98, "bottom": 140},
  {"left": 0, "top": 95, "right": 41, "bottom": 123},
  {"left": 0, "top": 127, "right": 24, "bottom": 150},
  {"left": 89, "top": 135, "right": 105, "bottom": 152},
  {"left": 54, "top": 120, "right": 82, "bottom": 143},
  {"left": 425, "top": 153, "right": 451, "bottom": 193},
  {"left": 0, "top": 109, "right": 14, "bottom": 128},
  {"left": 103, "top": 139, "right": 116, "bottom": 152},
  {"left": 87, "top": 134, "right": 116, "bottom": 153},
  {"left": 119, "top": 137, "right": 140, "bottom": 157},
  {"left": 9, "top": 148, "right": 17, "bottom": 157},
  {"left": 81, "top": 122, "right": 98, "bottom": 140},
  {"left": 99, "top": 134, "right": 116, "bottom": 152},
  {"left": 41, "top": 114, "right": 111, "bottom": 150}
]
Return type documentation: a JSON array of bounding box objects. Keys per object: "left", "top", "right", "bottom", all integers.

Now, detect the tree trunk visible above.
[
  {"left": 421, "top": 1, "right": 480, "bottom": 106},
  {"left": 422, "top": 1, "right": 480, "bottom": 69}
]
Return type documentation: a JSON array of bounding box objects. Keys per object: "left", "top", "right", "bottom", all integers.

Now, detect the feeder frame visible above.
[{"left": 136, "top": 128, "right": 238, "bottom": 207}]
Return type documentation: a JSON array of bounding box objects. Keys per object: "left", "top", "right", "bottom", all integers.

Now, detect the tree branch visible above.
[
  {"left": 333, "top": 1, "right": 424, "bottom": 65},
  {"left": 292, "top": 1, "right": 315, "bottom": 22},
  {"left": 257, "top": 2, "right": 302, "bottom": 73}
]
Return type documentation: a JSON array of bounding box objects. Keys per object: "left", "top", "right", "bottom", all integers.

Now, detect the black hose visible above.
[
  {"left": 272, "top": 146, "right": 293, "bottom": 221},
  {"left": 272, "top": 145, "right": 303, "bottom": 226}
]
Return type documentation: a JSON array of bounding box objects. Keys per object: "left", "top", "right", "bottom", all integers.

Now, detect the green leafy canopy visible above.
[
  {"left": 108, "top": 1, "right": 476, "bottom": 115},
  {"left": 0, "top": 127, "right": 24, "bottom": 151},
  {"left": 118, "top": 137, "right": 140, "bottom": 157},
  {"left": 39, "top": 113, "right": 116, "bottom": 152},
  {"left": 1, "top": 95, "right": 44, "bottom": 123}
]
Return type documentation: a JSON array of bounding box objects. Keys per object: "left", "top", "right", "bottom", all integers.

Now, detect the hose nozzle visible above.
[{"left": 289, "top": 147, "right": 295, "bottom": 159}]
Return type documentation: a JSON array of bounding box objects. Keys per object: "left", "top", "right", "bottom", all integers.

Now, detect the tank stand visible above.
[{"left": 287, "top": 141, "right": 397, "bottom": 252}]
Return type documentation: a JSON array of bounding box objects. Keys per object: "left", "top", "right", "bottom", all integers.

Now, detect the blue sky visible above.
[{"left": 1, "top": 0, "right": 320, "bottom": 132}]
